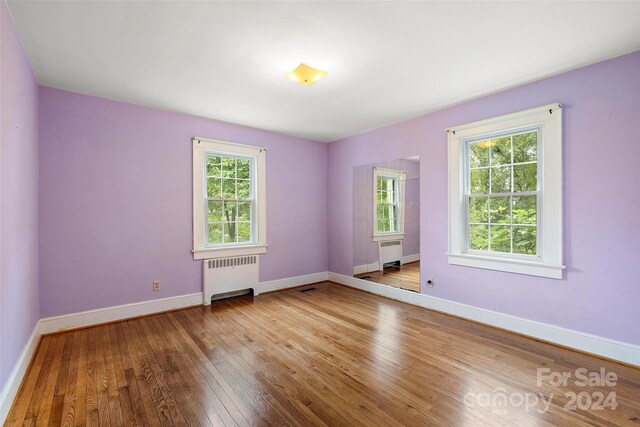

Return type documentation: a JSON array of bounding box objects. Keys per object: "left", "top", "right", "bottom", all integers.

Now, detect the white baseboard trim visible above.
[
  {"left": 40, "top": 272, "right": 333, "bottom": 335},
  {"left": 353, "top": 262, "right": 380, "bottom": 275},
  {"left": 0, "top": 321, "right": 41, "bottom": 425},
  {"left": 328, "top": 272, "right": 640, "bottom": 367},
  {"left": 259, "top": 271, "right": 329, "bottom": 293},
  {"left": 353, "top": 255, "right": 420, "bottom": 275},
  {"left": 403, "top": 253, "right": 420, "bottom": 264},
  {"left": 40, "top": 293, "right": 203, "bottom": 335}
]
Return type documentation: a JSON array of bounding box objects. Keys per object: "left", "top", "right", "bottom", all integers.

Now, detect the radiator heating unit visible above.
[
  {"left": 203, "top": 255, "right": 260, "bottom": 305},
  {"left": 378, "top": 240, "right": 403, "bottom": 271}
]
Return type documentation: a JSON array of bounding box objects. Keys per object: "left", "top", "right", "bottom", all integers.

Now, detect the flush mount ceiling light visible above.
[{"left": 285, "top": 63, "right": 328, "bottom": 86}]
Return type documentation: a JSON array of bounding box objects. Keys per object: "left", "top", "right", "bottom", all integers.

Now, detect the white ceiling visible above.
[{"left": 7, "top": 1, "right": 640, "bottom": 142}]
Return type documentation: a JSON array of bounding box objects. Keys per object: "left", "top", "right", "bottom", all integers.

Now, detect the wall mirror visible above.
[{"left": 353, "top": 156, "right": 420, "bottom": 292}]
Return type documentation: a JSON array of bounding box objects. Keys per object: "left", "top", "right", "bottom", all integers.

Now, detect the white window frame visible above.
[
  {"left": 192, "top": 137, "right": 266, "bottom": 259},
  {"left": 373, "top": 167, "right": 407, "bottom": 242},
  {"left": 447, "top": 103, "right": 564, "bottom": 279}
]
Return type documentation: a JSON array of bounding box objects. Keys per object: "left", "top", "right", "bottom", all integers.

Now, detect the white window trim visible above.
[
  {"left": 446, "top": 103, "right": 564, "bottom": 279},
  {"left": 372, "top": 167, "right": 407, "bottom": 242},
  {"left": 192, "top": 137, "right": 267, "bottom": 260}
]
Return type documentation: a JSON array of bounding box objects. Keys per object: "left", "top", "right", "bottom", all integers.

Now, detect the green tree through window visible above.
[
  {"left": 206, "top": 154, "right": 253, "bottom": 245},
  {"left": 376, "top": 176, "right": 398, "bottom": 233},
  {"left": 467, "top": 130, "right": 538, "bottom": 255}
]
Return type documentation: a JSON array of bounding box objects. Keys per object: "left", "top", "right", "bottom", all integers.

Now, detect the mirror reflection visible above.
[{"left": 353, "top": 156, "right": 420, "bottom": 292}]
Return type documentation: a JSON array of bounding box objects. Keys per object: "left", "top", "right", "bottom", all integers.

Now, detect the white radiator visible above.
[
  {"left": 378, "top": 240, "right": 403, "bottom": 271},
  {"left": 203, "top": 255, "right": 260, "bottom": 305}
]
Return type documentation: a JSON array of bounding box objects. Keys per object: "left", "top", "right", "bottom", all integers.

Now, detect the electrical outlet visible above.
[{"left": 153, "top": 280, "right": 160, "bottom": 291}]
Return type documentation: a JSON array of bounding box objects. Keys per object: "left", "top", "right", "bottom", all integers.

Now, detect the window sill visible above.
[
  {"left": 193, "top": 244, "right": 267, "bottom": 260},
  {"left": 373, "top": 233, "right": 404, "bottom": 242},
  {"left": 447, "top": 253, "right": 565, "bottom": 279}
]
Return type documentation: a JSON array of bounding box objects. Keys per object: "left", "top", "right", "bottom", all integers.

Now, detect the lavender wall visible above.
[
  {"left": 0, "top": 1, "right": 40, "bottom": 390},
  {"left": 39, "top": 87, "right": 328, "bottom": 318},
  {"left": 329, "top": 51, "right": 640, "bottom": 345}
]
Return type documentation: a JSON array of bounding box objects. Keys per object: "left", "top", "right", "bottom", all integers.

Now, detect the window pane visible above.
[
  {"left": 386, "top": 204, "right": 395, "bottom": 220},
  {"left": 237, "top": 202, "right": 251, "bottom": 221},
  {"left": 469, "top": 141, "right": 489, "bottom": 168},
  {"left": 387, "top": 188, "right": 395, "bottom": 203},
  {"left": 375, "top": 175, "right": 400, "bottom": 235},
  {"left": 387, "top": 205, "right": 397, "bottom": 231},
  {"left": 208, "top": 200, "right": 223, "bottom": 222},
  {"left": 237, "top": 222, "right": 251, "bottom": 242},
  {"left": 469, "top": 197, "right": 488, "bottom": 223},
  {"left": 379, "top": 177, "right": 387, "bottom": 191},
  {"left": 513, "top": 163, "right": 537, "bottom": 192},
  {"left": 489, "top": 196, "right": 510, "bottom": 224},
  {"left": 208, "top": 223, "right": 223, "bottom": 244},
  {"left": 377, "top": 205, "right": 385, "bottom": 232},
  {"left": 513, "top": 131, "right": 537, "bottom": 163},
  {"left": 513, "top": 226, "right": 536, "bottom": 255},
  {"left": 206, "top": 156, "right": 221, "bottom": 177},
  {"left": 222, "top": 157, "right": 236, "bottom": 178},
  {"left": 470, "top": 225, "right": 488, "bottom": 250},
  {"left": 490, "top": 166, "right": 511, "bottom": 193},
  {"left": 237, "top": 179, "right": 250, "bottom": 199},
  {"left": 222, "top": 179, "right": 236, "bottom": 199},
  {"left": 470, "top": 169, "right": 489, "bottom": 194},
  {"left": 384, "top": 178, "right": 395, "bottom": 193},
  {"left": 223, "top": 201, "right": 237, "bottom": 222},
  {"left": 200, "top": 150, "right": 259, "bottom": 248},
  {"left": 206, "top": 178, "right": 221, "bottom": 198},
  {"left": 237, "top": 159, "right": 250, "bottom": 179},
  {"left": 490, "top": 137, "right": 511, "bottom": 166},
  {"left": 490, "top": 225, "right": 511, "bottom": 252},
  {"left": 223, "top": 222, "right": 237, "bottom": 243},
  {"left": 465, "top": 128, "right": 540, "bottom": 257},
  {"left": 512, "top": 195, "right": 536, "bottom": 225}
]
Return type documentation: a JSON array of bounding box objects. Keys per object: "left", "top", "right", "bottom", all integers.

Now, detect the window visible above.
[
  {"left": 467, "top": 130, "right": 538, "bottom": 255},
  {"left": 447, "top": 104, "right": 564, "bottom": 278},
  {"left": 373, "top": 167, "right": 406, "bottom": 241},
  {"left": 205, "top": 155, "right": 253, "bottom": 245},
  {"left": 376, "top": 175, "right": 398, "bottom": 233},
  {"left": 192, "top": 137, "right": 266, "bottom": 259}
]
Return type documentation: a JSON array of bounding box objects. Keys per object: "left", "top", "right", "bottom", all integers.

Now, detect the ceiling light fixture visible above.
[{"left": 285, "top": 63, "right": 328, "bottom": 86}]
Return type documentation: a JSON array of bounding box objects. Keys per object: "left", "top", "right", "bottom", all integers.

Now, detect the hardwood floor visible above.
[
  {"left": 355, "top": 261, "right": 420, "bottom": 292},
  {"left": 6, "top": 282, "right": 640, "bottom": 426}
]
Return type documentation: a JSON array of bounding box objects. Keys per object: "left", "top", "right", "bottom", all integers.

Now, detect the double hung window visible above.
[
  {"left": 373, "top": 167, "right": 406, "bottom": 241},
  {"left": 447, "top": 104, "right": 564, "bottom": 278},
  {"left": 192, "top": 137, "right": 266, "bottom": 259}
]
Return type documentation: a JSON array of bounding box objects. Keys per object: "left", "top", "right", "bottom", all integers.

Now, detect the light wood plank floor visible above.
[
  {"left": 6, "top": 282, "right": 640, "bottom": 426},
  {"left": 355, "top": 261, "right": 420, "bottom": 292}
]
